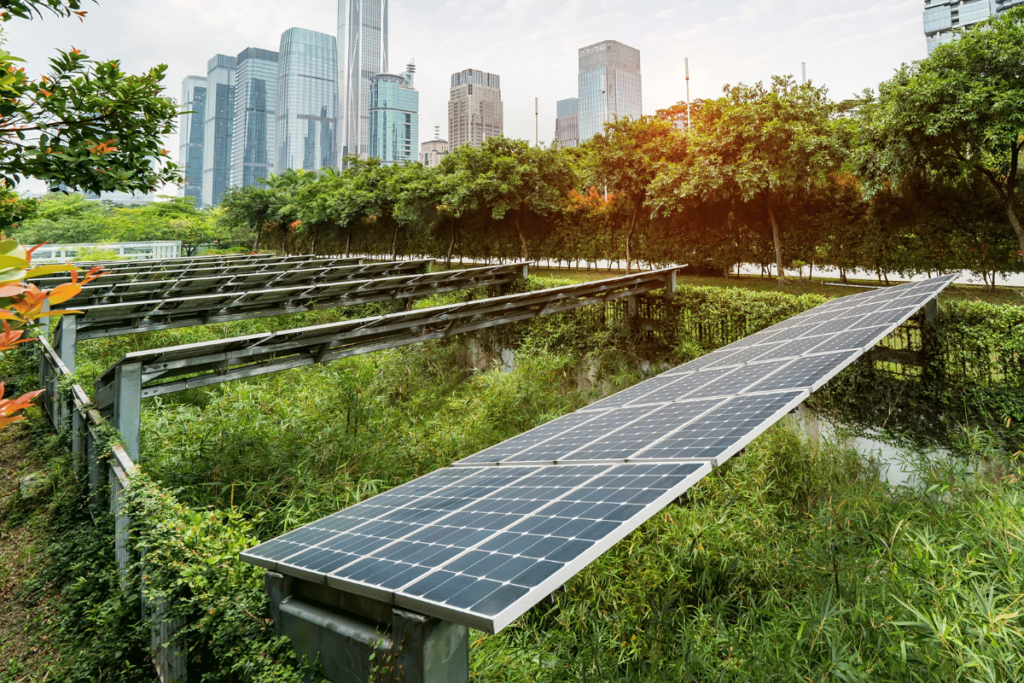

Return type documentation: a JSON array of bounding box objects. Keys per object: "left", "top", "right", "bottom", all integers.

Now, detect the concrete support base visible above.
[{"left": 265, "top": 572, "right": 469, "bottom": 683}]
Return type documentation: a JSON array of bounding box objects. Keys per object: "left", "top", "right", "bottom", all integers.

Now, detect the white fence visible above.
[{"left": 31, "top": 241, "right": 182, "bottom": 263}]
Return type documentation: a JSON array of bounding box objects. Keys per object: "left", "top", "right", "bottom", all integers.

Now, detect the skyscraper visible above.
[
  {"left": 577, "top": 40, "right": 642, "bottom": 142},
  {"left": 202, "top": 54, "right": 236, "bottom": 207},
  {"left": 369, "top": 63, "right": 419, "bottom": 165},
  {"left": 276, "top": 28, "right": 339, "bottom": 173},
  {"left": 448, "top": 69, "right": 503, "bottom": 149},
  {"left": 338, "top": 0, "right": 389, "bottom": 164},
  {"left": 231, "top": 48, "right": 278, "bottom": 188},
  {"left": 923, "top": 0, "right": 1024, "bottom": 53},
  {"left": 555, "top": 97, "right": 579, "bottom": 148},
  {"left": 178, "top": 76, "right": 207, "bottom": 207}
]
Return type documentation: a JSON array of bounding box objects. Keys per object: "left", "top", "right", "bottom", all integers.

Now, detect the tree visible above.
[
  {"left": 588, "top": 116, "right": 683, "bottom": 273},
  {"left": 473, "top": 137, "right": 575, "bottom": 261},
  {"left": 652, "top": 77, "right": 847, "bottom": 284},
  {"left": 860, "top": 7, "right": 1024, "bottom": 263},
  {"left": 218, "top": 185, "right": 282, "bottom": 251},
  {"left": 0, "top": 0, "right": 179, "bottom": 194}
]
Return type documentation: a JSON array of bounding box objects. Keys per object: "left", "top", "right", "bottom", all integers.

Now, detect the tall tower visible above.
[
  {"left": 179, "top": 75, "right": 207, "bottom": 207},
  {"left": 577, "top": 40, "right": 641, "bottom": 142},
  {"left": 231, "top": 47, "right": 278, "bottom": 188},
  {"left": 276, "top": 28, "right": 339, "bottom": 174},
  {"left": 555, "top": 97, "right": 579, "bottom": 148},
  {"left": 369, "top": 62, "right": 419, "bottom": 165},
  {"left": 202, "top": 54, "right": 236, "bottom": 207},
  {"left": 447, "top": 69, "right": 503, "bottom": 149},
  {"left": 338, "top": 0, "right": 389, "bottom": 165}
]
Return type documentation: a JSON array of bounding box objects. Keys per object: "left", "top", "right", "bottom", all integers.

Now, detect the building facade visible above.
[
  {"left": 924, "top": 0, "right": 1024, "bottom": 52},
  {"left": 276, "top": 28, "right": 339, "bottom": 174},
  {"left": 368, "top": 63, "right": 418, "bottom": 165},
  {"left": 419, "top": 138, "right": 448, "bottom": 167},
  {"left": 448, "top": 69, "right": 503, "bottom": 149},
  {"left": 230, "top": 48, "right": 278, "bottom": 189},
  {"left": 178, "top": 76, "right": 207, "bottom": 207},
  {"left": 555, "top": 97, "right": 579, "bottom": 148},
  {"left": 577, "top": 40, "right": 642, "bottom": 142},
  {"left": 338, "top": 0, "right": 389, "bottom": 164},
  {"left": 202, "top": 54, "right": 236, "bottom": 207}
]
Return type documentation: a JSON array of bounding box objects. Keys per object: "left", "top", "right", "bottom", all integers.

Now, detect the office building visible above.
[
  {"left": 924, "top": 0, "right": 1024, "bottom": 52},
  {"left": 202, "top": 54, "right": 236, "bottom": 207},
  {"left": 230, "top": 48, "right": 278, "bottom": 188},
  {"left": 338, "top": 0, "right": 389, "bottom": 163},
  {"left": 276, "top": 28, "right": 338, "bottom": 173},
  {"left": 448, "top": 69, "right": 503, "bottom": 149},
  {"left": 368, "top": 62, "right": 418, "bottom": 165},
  {"left": 555, "top": 97, "right": 579, "bottom": 148},
  {"left": 420, "top": 137, "right": 448, "bottom": 167},
  {"left": 178, "top": 76, "right": 207, "bottom": 206},
  {"left": 577, "top": 40, "right": 642, "bottom": 142}
]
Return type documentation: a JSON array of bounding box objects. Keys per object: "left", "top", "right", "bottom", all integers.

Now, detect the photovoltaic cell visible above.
[{"left": 241, "top": 274, "right": 958, "bottom": 635}]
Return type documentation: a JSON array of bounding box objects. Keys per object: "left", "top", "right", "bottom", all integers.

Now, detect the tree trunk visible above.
[
  {"left": 1002, "top": 200, "right": 1024, "bottom": 264},
  {"left": 514, "top": 210, "right": 530, "bottom": 261},
  {"left": 344, "top": 229, "right": 351, "bottom": 256},
  {"left": 391, "top": 222, "right": 400, "bottom": 261},
  {"left": 625, "top": 207, "right": 638, "bottom": 275},
  {"left": 808, "top": 261, "right": 814, "bottom": 282},
  {"left": 252, "top": 223, "right": 262, "bottom": 252},
  {"left": 445, "top": 218, "right": 459, "bottom": 269},
  {"left": 767, "top": 202, "right": 787, "bottom": 285}
]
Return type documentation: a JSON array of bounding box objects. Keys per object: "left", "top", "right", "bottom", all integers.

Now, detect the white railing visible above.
[{"left": 31, "top": 241, "right": 182, "bottom": 263}]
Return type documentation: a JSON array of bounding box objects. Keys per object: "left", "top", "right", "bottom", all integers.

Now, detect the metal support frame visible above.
[
  {"left": 57, "top": 314, "right": 77, "bottom": 373},
  {"left": 113, "top": 362, "right": 143, "bottom": 461},
  {"left": 265, "top": 572, "right": 468, "bottom": 683}
]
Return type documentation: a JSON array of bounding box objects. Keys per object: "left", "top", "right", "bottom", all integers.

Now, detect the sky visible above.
[{"left": 4, "top": 0, "right": 928, "bottom": 194}]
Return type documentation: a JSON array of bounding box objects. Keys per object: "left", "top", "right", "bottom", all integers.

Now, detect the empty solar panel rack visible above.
[
  {"left": 93, "top": 267, "right": 680, "bottom": 462},
  {"left": 235, "top": 275, "right": 957, "bottom": 683},
  {"left": 52, "top": 262, "right": 525, "bottom": 373}
]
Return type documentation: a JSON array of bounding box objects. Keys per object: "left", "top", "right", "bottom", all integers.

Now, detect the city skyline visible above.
[{"left": 7, "top": 0, "right": 930, "bottom": 195}]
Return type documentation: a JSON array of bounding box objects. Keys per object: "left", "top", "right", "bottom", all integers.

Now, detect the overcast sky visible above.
[{"left": 5, "top": 0, "right": 927, "bottom": 194}]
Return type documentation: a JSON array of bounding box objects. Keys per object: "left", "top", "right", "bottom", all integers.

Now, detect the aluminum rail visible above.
[
  {"left": 52, "top": 260, "right": 433, "bottom": 309},
  {"left": 32, "top": 254, "right": 366, "bottom": 290},
  {"left": 94, "top": 267, "right": 679, "bottom": 459}
]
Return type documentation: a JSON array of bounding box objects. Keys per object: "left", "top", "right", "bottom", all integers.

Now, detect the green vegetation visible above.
[{"left": 0, "top": 1, "right": 178, "bottom": 201}]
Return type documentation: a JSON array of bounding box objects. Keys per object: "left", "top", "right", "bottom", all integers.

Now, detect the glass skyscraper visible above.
[
  {"left": 577, "top": 40, "right": 642, "bottom": 142},
  {"left": 178, "top": 76, "right": 207, "bottom": 207},
  {"left": 276, "top": 28, "right": 338, "bottom": 173},
  {"left": 555, "top": 97, "right": 579, "bottom": 148},
  {"left": 202, "top": 54, "right": 236, "bottom": 207},
  {"left": 369, "top": 63, "right": 418, "bottom": 165},
  {"left": 231, "top": 48, "right": 278, "bottom": 188},
  {"left": 924, "top": 0, "right": 1024, "bottom": 52},
  {"left": 338, "top": 0, "right": 389, "bottom": 164}
]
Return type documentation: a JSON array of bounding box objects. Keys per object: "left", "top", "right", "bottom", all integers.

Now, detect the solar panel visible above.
[
  {"left": 242, "top": 461, "right": 711, "bottom": 632},
  {"left": 240, "top": 274, "right": 958, "bottom": 634}
]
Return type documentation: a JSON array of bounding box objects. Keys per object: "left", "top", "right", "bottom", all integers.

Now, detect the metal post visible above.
[
  {"left": 393, "top": 609, "right": 469, "bottom": 683},
  {"left": 58, "top": 315, "right": 77, "bottom": 374},
  {"left": 71, "top": 409, "right": 84, "bottom": 476},
  {"left": 113, "top": 362, "right": 143, "bottom": 461},
  {"left": 685, "top": 58, "right": 690, "bottom": 131},
  {"left": 664, "top": 270, "right": 677, "bottom": 298}
]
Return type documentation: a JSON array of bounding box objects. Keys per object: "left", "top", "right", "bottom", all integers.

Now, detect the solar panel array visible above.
[
  {"left": 241, "top": 275, "right": 957, "bottom": 633},
  {"left": 67, "top": 263, "right": 525, "bottom": 341},
  {"left": 32, "top": 254, "right": 364, "bottom": 290},
  {"left": 57, "top": 260, "right": 431, "bottom": 309},
  {"left": 93, "top": 267, "right": 678, "bottom": 406}
]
